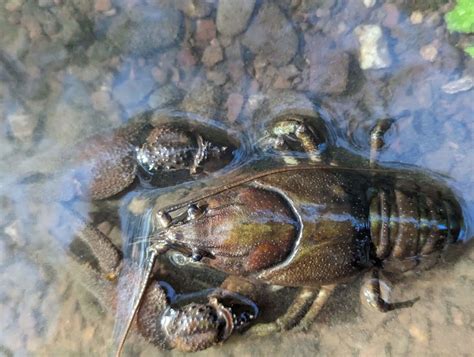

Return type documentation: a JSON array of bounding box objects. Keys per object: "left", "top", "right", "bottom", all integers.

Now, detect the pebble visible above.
[
  {"left": 420, "top": 43, "right": 438, "bottom": 62},
  {"left": 441, "top": 76, "right": 474, "bottom": 94},
  {"left": 94, "top": 0, "right": 112, "bottom": 13},
  {"left": 408, "top": 324, "right": 429, "bottom": 345},
  {"left": 383, "top": 3, "right": 400, "bottom": 28},
  {"left": 410, "top": 11, "right": 424, "bottom": 24},
  {"left": 90, "top": 90, "right": 113, "bottom": 112},
  {"left": 177, "top": 46, "right": 198, "bottom": 68},
  {"left": 242, "top": 2, "right": 298, "bottom": 66},
  {"left": 178, "top": 0, "right": 213, "bottom": 18},
  {"left": 4, "top": 220, "right": 25, "bottom": 247},
  {"left": 355, "top": 24, "right": 392, "bottom": 70},
  {"left": 7, "top": 111, "right": 39, "bottom": 143},
  {"left": 309, "top": 47, "right": 350, "bottom": 95},
  {"left": 195, "top": 19, "right": 216, "bottom": 44},
  {"left": 226, "top": 93, "right": 244, "bottom": 122},
  {"left": 206, "top": 70, "right": 228, "bottom": 86},
  {"left": 113, "top": 76, "right": 155, "bottom": 108},
  {"left": 107, "top": 7, "right": 182, "bottom": 56},
  {"left": 181, "top": 79, "right": 220, "bottom": 118},
  {"left": 148, "top": 83, "right": 183, "bottom": 109},
  {"left": 202, "top": 39, "right": 224, "bottom": 68},
  {"left": 216, "top": 0, "right": 256, "bottom": 37},
  {"left": 363, "top": 0, "right": 376, "bottom": 8},
  {"left": 5, "top": 0, "right": 24, "bottom": 12},
  {"left": 450, "top": 306, "right": 464, "bottom": 326},
  {"left": 151, "top": 67, "right": 170, "bottom": 85}
]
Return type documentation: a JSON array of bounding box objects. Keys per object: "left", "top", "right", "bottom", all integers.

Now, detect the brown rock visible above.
[
  {"left": 177, "top": 46, "right": 197, "bottom": 68},
  {"left": 383, "top": 3, "right": 400, "bottom": 28},
  {"left": 90, "top": 90, "right": 113, "bottom": 112},
  {"left": 308, "top": 41, "right": 350, "bottom": 95},
  {"left": 202, "top": 39, "right": 223, "bottom": 68},
  {"left": 94, "top": 0, "right": 112, "bottom": 12},
  {"left": 226, "top": 93, "right": 244, "bottom": 122},
  {"left": 195, "top": 19, "right": 216, "bottom": 44}
]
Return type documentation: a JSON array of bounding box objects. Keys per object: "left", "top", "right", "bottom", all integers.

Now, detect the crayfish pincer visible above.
[{"left": 140, "top": 116, "right": 467, "bottom": 337}]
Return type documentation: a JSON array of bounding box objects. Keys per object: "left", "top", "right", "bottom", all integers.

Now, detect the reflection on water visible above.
[{"left": 0, "top": 0, "right": 473, "bottom": 356}]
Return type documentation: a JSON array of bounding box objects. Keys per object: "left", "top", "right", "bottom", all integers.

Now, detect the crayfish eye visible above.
[
  {"left": 191, "top": 252, "right": 202, "bottom": 262},
  {"left": 156, "top": 210, "right": 172, "bottom": 228},
  {"left": 187, "top": 204, "right": 203, "bottom": 220}
]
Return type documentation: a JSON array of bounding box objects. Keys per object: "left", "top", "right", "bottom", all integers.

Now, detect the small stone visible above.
[
  {"left": 7, "top": 111, "right": 38, "bottom": 142},
  {"left": 178, "top": 0, "right": 213, "bottom": 18},
  {"left": 107, "top": 7, "right": 182, "bottom": 56},
  {"left": 113, "top": 76, "right": 155, "bottom": 107},
  {"left": 363, "top": 0, "right": 376, "bottom": 7},
  {"left": 195, "top": 19, "right": 216, "bottom": 43},
  {"left": 242, "top": 3, "right": 298, "bottom": 66},
  {"left": 90, "top": 90, "right": 113, "bottom": 112},
  {"left": 4, "top": 220, "right": 25, "bottom": 247},
  {"left": 181, "top": 79, "right": 220, "bottom": 118},
  {"left": 202, "top": 39, "right": 224, "bottom": 68},
  {"left": 410, "top": 11, "right": 423, "bottom": 24},
  {"left": 5, "top": 0, "right": 24, "bottom": 12},
  {"left": 148, "top": 83, "right": 183, "bottom": 109},
  {"left": 441, "top": 76, "right": 474, "bottom": 94},
  {"left": 408, "top": 324, "right": 429, "bottom": 345},
  {"left": 94, "top": 0, "right": 112, "bottom": 12},
  {"left": 383, "top": 3, "right": 399, "bottom": 28},
  {"left": 451, "top": 306, "right": 464, "bottom": 326},
  {"left": 316, "top": 8, "right": 330, "bottom": 17},
  {"left": 151, "top": 67, "right": 170, "bottom": 85},
  {"left": 273, "top": 64, "right": 299, "bottom": 89},
  {"left": 206, "top": 70, "right": 228, "bottom": 86},
  {"left": 355, "top": 24, "right": 392, "bottom": 70},
  {"left": 217, "top": 0, "right": 256, "bottom": 37},
  {"left": 226, "top": 93, "right": 244, "bottom": 122},
  {"left": 420, "top": 43, "right": 438, "bottom": 62},
  {"left": 21, "top": 15, "right": 43, "bottom": 40},
  {"left": 177, "top": 46, "right": 197, "bottom": 68}
]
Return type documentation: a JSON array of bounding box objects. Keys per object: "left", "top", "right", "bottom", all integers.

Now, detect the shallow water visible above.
[{"left": 1, "top": 0, "right": 473, "bottom": 356}]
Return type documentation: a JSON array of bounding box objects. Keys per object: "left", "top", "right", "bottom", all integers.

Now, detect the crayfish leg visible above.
[
  {"left": 369, "top": 118, "right": 394, "bottom": 167},
  {"left": 360, "top": 269, "right": 419, "bottom": 312},
  {"left": 247, "top": 285, "right": 336, "bottom": 336}
]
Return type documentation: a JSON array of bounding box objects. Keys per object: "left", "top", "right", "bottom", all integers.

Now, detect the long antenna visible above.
[{"left": 114, "top": 244, "right": 167, "bottom": 357}]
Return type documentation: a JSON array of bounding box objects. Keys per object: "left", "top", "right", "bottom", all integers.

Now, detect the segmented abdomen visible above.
[{"left": 369, "top": 182, "right": 463, "bottom": 266}]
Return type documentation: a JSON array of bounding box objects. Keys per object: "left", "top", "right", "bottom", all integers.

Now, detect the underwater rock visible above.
[
  {"left": 216, "top": 0, "right": 256, "bottom": 37},
  {"left": 113, "top": 76, "right": 155, "bottom": 108},
  {"left": 7, "top": 110, "right": 38, "bottom": 143},
  {"left": 148, "top": 83, "right": 183, "bottom": 109},
  {"left": 355, "top": 24, "right": 392, "bottom": 70},
  {"left": 181, "top": 78, "right": 220, "bottom": 118},
  {"left": 242, "top": 2, "right": 298, "bottom": 66},
  {"left": 178, "top": 0, "right": 213, "bottom": 18},
  {"left": 202, "top": 39, "right": 224, "bottom": 68},
  {"left": 107, "top": 6, "right": 182, "bottom": 56},
  {"left": 226, "top": 92, "right": 244, "bottom": 122},
  {"left": 441, "top": 76, "right": 473, "bottom": 94},
  {"left": 195, "top": 19, "right": 216, "bottom": 44},
  {"left": 307, "top": 35, "right": 349, "bottom": 95},
  {"left": 420, "top": 43, "right": 438, "bottom": 62}
]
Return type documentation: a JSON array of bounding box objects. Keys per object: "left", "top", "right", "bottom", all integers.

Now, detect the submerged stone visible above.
[
  {"left": 355, "top": 24, "right": 391, "bottom": 70},
  {"left": 107, "top": 6, "right": 182, "bottom": 57},
  {"left": 216, "top": 0, "right": 256, "bottom": 37},
  {"left": 242, "top": 3, "right": 298, "bottom": 66}
]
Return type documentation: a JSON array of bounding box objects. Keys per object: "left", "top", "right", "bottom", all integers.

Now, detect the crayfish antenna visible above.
[{"left": 114, "top": 245, "right": 165, "bottom": 357}]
